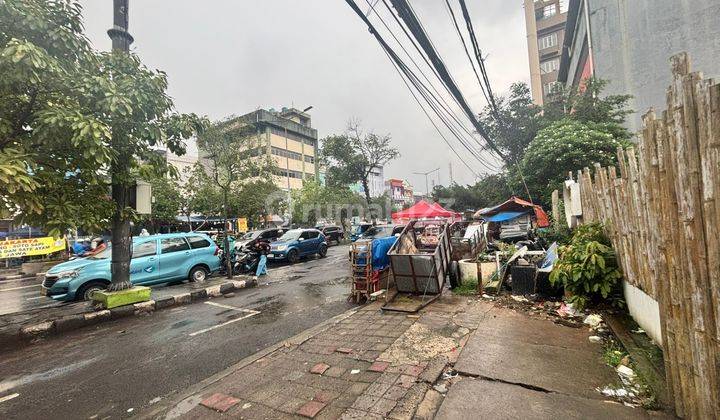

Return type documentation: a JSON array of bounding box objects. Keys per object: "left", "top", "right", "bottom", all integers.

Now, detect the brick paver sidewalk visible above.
[{"left": 159, "top": 298, "right": 471, "bottom": 420}]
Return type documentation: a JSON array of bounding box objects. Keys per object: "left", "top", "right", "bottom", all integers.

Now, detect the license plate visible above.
[{"left": 267, "top": 254, "right": 275, "bottom": 259}]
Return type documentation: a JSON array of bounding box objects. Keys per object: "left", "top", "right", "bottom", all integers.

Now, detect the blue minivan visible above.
[
  {"left": 42, "top": 233, "right": 221, "bottom": 301},
  {"left": 268, "top": 229, "right": 328, "bottom": 263}
]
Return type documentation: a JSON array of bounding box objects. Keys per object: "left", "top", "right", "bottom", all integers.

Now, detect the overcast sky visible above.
[{"left": 79, "top": 0, "right": 530, "bottom": 192}]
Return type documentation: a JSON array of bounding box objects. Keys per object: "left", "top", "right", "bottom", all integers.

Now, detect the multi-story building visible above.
[
  {"left": 385, "top": 178, "right": 414, "bottom": 209},
  {"left": 155, "top": 149, "right": 198, "bottom": 184},
  {"left": 557, "top": 0, "right": 720, "bottom": 134},
  {"left": 350, "top": 165, "right": 385, "bottom": 198},
  {"left": 524, "top": 0, "right": 568, "bottom": 105},
  {"left": 235, "top": 107, "right": 319, "bottom": 191}
]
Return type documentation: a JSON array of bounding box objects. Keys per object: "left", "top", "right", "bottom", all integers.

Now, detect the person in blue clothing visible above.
[{"left": 254, "top": 241, "right": 271, "bottom": 277}]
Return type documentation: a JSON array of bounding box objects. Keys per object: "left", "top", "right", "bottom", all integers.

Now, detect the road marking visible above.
[
  {"left": 26, "top": 296, "right": 45, "bottom": 301},
  {"left": 188, "top": 302, "right": 260, "bottom": 337},
  {"left": 0, "top": 393, "right": 19, "bottom": 404},
  {"left": 0, "top": 284, "right": 38, "bottom": 292}
]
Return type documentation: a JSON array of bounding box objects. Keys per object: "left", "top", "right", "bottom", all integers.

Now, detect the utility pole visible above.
[
  {"left": 448, "top": 162, "right": 453, "bottom": 185},
  {"left": 107, "top": 0, "right": 134, "bottom": 291},
  {"left": 413, "top": 168, "right": 440, "bottom": 198}
]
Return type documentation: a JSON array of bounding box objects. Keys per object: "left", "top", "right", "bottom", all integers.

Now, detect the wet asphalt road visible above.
[
  {"left": 0, "top": 245, "right": 355, "bottom": 419},
  {"left": 0, "top": 276, "right": 65, "bottom": 316}
]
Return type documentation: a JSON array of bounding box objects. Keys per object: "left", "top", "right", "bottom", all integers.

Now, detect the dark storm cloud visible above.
[{"left": 80, "top": 0, "right": 529, "bottom": 190}]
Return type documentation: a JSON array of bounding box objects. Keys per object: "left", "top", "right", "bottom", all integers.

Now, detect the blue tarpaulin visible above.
[
  {"left": 485, "top": 211, "right": 528, "bottom": 223},
  {"left": 356, "top": 236, "right": 397, "bottom": 271}
]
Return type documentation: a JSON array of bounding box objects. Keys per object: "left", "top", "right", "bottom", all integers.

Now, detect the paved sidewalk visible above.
[
  {"left": 435, "top": 301, "right": 671, "bottom": 420},
  {"left": 151, "top": 295, "right": 479, "bottom": 420},
  {"left": 152, "top": 295, "right": 674, "bottom": 420}
]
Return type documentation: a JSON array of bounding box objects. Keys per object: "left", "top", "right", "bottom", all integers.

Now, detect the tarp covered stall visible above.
[{"left": 473, "top": 196, "right": 550, "bottom": 228}]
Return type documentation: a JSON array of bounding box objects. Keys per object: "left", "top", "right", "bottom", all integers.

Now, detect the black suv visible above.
[{"left": 318, "top": 225, "right": 344, "bottom": 245}]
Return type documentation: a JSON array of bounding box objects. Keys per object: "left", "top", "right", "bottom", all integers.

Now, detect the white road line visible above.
[
  {"left": 26, "top": 296, "right": 45, "bottom": 301},
  {"left": 0, "top": 284, "right": 38, "bottom": 292},
  {"left": 188, "top": 302, "right": 260, "bottom": 337},
  {"left": 204, "top": 301, "right": 252, "bottom": 311},
  {"left": 0, "top": 393, "right": 20, "bottom": 404}
]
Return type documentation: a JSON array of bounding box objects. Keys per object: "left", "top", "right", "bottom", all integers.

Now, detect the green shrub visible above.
[{"left": 549, "top": 223, "right": 623, "bottom": 309}]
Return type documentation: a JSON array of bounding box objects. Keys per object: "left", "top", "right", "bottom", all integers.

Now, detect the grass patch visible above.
[
  {"left": 603, "top": 338, "right": 628, "bottom": 367},
  {"left": 453, "top": 279, "right": 480, "bottom": 296}
]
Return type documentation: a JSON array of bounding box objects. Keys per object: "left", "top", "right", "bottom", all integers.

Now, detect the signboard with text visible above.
[
  {"left": 237, "top": 218, "right": 248, "bottom": 233},
  {"left": 0, "top": 237, "right": 66, "bottom": 259}
]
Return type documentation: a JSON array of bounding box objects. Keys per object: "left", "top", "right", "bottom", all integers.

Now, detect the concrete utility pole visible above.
[{"left": 107, "top": 0, "right": 134, "bottom": 290}]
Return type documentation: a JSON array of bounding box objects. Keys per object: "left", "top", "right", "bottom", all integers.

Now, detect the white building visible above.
[{"left": 350, "top": 165, "right": 385, "bottom": 198}]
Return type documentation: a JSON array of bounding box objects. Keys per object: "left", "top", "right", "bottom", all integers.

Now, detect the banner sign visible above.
[
  {"left": 0, "top": 237, "right": 66, "bottom": 259},
  {"left": 237, "top": 218, "right": 248, "bottom": 233}
]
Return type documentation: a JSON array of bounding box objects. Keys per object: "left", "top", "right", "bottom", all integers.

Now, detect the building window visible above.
[
  {"left": 304, "top": 155, "right": 314, "bottom": 164},
  {"left": 273, "top": 169, "right": 304, "bottom": 179},
  {"left": 538, "top": 32, "right": 558, "bottom": 50},
  {"left": 536, "top": 3, "right": 557, "bottom": 19},
  {"left": 559, "top": 0, "right": 568, "bottom": 13},
  {"left": 543, "top": 81, "right": 559, "bottom": 96},
  {"left": 271, "top": 146, "right": 302, "bottom": 161},
  {"left": 540, "top": 58, "right": 559, "bottom": 74},
  {"left": 269, "top": 126, "right": 316, "bottom": 147}
]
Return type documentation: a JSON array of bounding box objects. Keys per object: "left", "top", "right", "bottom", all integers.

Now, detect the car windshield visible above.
[
  {"left": 363, "top": 226, "right": 392, "bottom": 238},
  {"left": 278, "top": 229, "right": 302, "bottom": 241},
  {"left": 87, "top": 246, "right": 111, "bottom": 259},
  {"left": 351, "top": 225, "right": 368, "bottom": 235},
  {"left": 240, "top": 231, "right": 261, "bottom": 240}
]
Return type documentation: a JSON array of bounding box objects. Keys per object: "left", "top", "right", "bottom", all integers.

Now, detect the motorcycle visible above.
[{"left": 219, "top": 243, "right": 265, "bottom": 276}]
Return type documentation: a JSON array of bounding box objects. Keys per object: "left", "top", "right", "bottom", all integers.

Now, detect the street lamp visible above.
[{"left": 413, "top": 168, "right": 440, "bottom": 197}]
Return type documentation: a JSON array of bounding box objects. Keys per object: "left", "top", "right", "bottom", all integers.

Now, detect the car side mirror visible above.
[{"left": 298, "top": 237, "right": 305, "bottom": 242}]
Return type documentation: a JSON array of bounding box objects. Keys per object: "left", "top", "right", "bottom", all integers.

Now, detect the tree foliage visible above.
[
  {"left": 431, "top": 174, "right": 515, "bottom": 212},
  {"left": 0, "top": 0, "right": 204, "bottom": 236},
  {"left": 290, "top": 181, "right": 365, "bottom": 227},
  {"left": 521, "top": 119, "right": 630, "bottom": 203},
  {"left": 321, "top": 122, "right": 399, "bottom": 208},
  {"left": 477, "top": 83, "right": 543, "bottom": 165}
]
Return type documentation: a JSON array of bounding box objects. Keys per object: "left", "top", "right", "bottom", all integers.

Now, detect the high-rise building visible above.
[
  {"left": 236, "top": 107, "right": 319, "bottom": 191},
  {"left": 558, "top": 0, "right": 720, "bottom": 134},
  {"left": 350, "top": 166, "right": 385, "bottom": 198},
  {"left": 523, "top": 0, "right": 568, "bottom": 105}
]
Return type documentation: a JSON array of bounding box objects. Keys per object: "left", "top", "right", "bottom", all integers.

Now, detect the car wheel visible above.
[
  {"left": 318, "top": 244, "right": 328, "bottom": 258},
  {"left": 77, "top": 281, "right": 108, "bottom": 301},
  {"left": 287, "top": 249, "right": 300, "bottom": 264},
  {"left": 189, "top": 265, "right": 208, "bottom": 283}
]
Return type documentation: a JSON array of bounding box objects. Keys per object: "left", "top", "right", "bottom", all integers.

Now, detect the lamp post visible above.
[
  {"left": 413, "top": 168, "right": 440, "bottom": 198},
  {"left": 106, "top": 0, "right": 134, "bottom": 291}
]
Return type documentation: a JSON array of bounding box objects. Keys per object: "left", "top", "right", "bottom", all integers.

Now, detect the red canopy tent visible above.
[{"left": 391, "top": 200, "right": 462, "bottom": 221}]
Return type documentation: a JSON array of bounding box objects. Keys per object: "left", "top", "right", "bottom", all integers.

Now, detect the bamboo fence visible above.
[{"left": 575, "top": 53, "right": 719, "bottom": 418}]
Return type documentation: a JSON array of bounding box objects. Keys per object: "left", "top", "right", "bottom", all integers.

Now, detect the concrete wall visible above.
[
  {"left": 590, "top": 0, "right": 720, "bottom": 134},
  {"left": 623, "top": 281, "right": 663, "bottom": 346}
]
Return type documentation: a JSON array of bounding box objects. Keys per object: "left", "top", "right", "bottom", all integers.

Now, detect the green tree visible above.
[
  {"left": 144, "top": 171, "right": 183, "bottom": 232},
  {"left": 197, "top": 118, "right": 275, "bottom": 275},
  {"left": 477, "top": 82, "right": 543, "bottom": 165},
  {"left": 321, "top": 122, "right": 399, "bottom": 219},
  {"left": 432, "top": 174, "right": 515, "bottom": 211},
  {"left": 290, "top": 181, "right": 365, "bottom": 227},
  {"left": 521, "top": 119, "right": 630, "bottom": 204},
  {"left": 1, "top": 0, "right": 205, "bottom": 291}
]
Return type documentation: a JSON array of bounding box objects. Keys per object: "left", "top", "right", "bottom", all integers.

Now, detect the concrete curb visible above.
[
  {"left": 2, "top": 278, "right": 257, "bottom": 350},
  {"left": 142, "top": 305, "right": 363, "bottom": 420}
]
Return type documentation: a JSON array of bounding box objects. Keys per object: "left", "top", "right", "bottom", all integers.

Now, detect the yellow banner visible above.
[
  {"left": 0, "top": 237, "right": 66, "bottom": 259},
  {"left": 237, "top": 218, "right": 248, "bottom": 233}
]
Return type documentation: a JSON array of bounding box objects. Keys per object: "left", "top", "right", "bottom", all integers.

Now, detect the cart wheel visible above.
[{"left": 449, "top": 261, "right": 460, "bottom": 289}]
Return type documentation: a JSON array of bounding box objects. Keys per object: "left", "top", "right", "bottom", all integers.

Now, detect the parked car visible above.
[
  {"left": 234, "top": 228, "right": 284, "bottom": 251},
  {"left": 42, "top": 233, "right": 221, "bottom": 302},
  {"left": 350, "top": 223, "right": 372, "bottom": 242},
  {"left": 268, "top": 229, "right": 328, "bottom": 263},
  {"left": 317, "top": 225, "right": 343, "bottom": 245}
]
